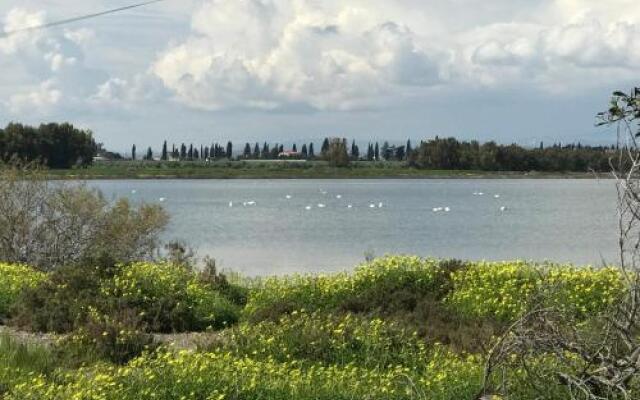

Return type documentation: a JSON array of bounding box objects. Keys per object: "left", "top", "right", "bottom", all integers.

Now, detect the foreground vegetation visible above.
[{"left": 0, "top": 256, "right": 633, "bottom": 399}]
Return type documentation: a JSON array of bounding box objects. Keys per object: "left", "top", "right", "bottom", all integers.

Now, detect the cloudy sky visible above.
[{"left": 0, "top": 0, "right": 637, "bottom": 151}]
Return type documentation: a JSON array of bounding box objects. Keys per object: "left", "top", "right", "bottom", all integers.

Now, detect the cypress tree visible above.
[
  {"left": 131, "top": 144, "right": 136, "bottom": 160},
  {"left": 145, "top": 146, "right": 153, "bottom": 160},
  {"left": 161, "top": 140, "right": 168, "bottom": 161},
  {"left": 180, "top": 143, "right": 187, "bottom": 160},
  {"left": 253, "top": 142, "right": 260, "bottom": 158},
  {"left": 188, "top": 144, "right": 193, "bottom": 160},
  {"left": 309, "top": 142, "right": 315, "bottom": 158},
  {"left": 406, "top": 139, "right": 412, "bottom": 160},
  {"left": 321, "top": 138, "right": 330, "bottom": 155},
  {"left": 226, "top": 141, "right": 233, "bottom": 159},
  {"left": 244, "top": 143, "right": 251, "bottom": 158},
  {"left": 292, "top": 143, "right": 297, "bottom": 152},
  {"left": 301, "top": 144, "right": 308, "bottom": 158},
  {"left": 374, "top": 142, "right": 379, "bottom": 160}
]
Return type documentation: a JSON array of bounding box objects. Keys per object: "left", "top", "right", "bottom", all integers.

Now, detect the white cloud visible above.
[
  {"left": 8, "top": 79, "right": 62, "bottom": 113},
  {"left": 0, "top": 7, "right": 106, "bottom": 116},
  {"left": 152, "top": 0, "right": 443, "bottom": 111}
]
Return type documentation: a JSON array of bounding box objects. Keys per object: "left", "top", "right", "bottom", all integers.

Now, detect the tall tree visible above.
[
  {"left": 161, "top": 140, "right": 168, "bottom": 161},
  {"left": 244, "top": 143, "right": 251, "bottom": 158},
  {"left": 145, "top": 147, "right": 153, "bottom": 160},
  {"left": 406, "top": 139, "right": 412, "bottom": 160},
  {"left": 292, "top": 143, "right": 297, "bottom": 152},
  {"left": 253, "top": 142, "right": 260, "bottom": 159},
  {"left": 226, "top": 141, "right": 233, "bottom": 159},
  {"left": 188, "top": 144, "right": 193, "bottom": 160},
  {"left": 374, "top": 142, "right": 379, "bottom": 161},
  {"left": 301, "top": 143, "right": 308, "bottom": 158},
  {"left": 381, "top": 141, "right": 390, "bottom": 161},
  {"left": 180, "top": 143, "right": 187, "bottom": 160},
  {"left": 321, "top": 138, "right": 330, "bottom": 156},
  {"left": 131, "top": 144, "right": 136, "bottom": 161},
  {"left": 308, "top": 142, "right": 315, "bottom": 158}
]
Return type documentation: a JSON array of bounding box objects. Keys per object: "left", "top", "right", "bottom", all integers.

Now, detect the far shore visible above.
[{"left": 39, "top": 160, "right": 613, "bottom": 180}]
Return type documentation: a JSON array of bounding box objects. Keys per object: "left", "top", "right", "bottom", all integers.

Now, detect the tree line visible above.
[
  {"left": 0, "top": 122, "right": 96, "bottom": 168},
  {"left": 134, "top": 137, "right": 616, "bottom": 172}
]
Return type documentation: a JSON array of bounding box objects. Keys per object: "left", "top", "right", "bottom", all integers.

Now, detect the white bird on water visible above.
[
  {"left": 500, "top": 206, "right": 507, "bottom": 212},
  {"left": 286, "top": 195, "right": 292, "bottom": 199},
  {"left": 305, "top": 205, "right": 312, "bottom": 210},
  {"left": 229, "top": 201, "right": 233, "bottom": 208},
  {"left": 347, "top": 204, "right": 353, "bottom": 209},
  {"left": 369, "top": 204, "right": 376, "bottom": 208},
  {"left": 317, "top": 203, "right": 326, "bottom": 208},
  {"left": 494, "top": 194, "right": 501, "bottom": 199},
  {"left": 247, "top": 201, "right": 256, "bottom": 206},
  {"left": 378, "top": 202, "right": 383, "bottom": 208},
  {"left": 131, "top": 189, "right": 137, "bottom": 194},
  {"left": 433, "top": 207, "right": 442, "bottom": 212},
  {"left": 159, "top": 197, "right": 166, "bottom": 202},
  {"left": 444, "top": 207, "right": 451, "bottom": 212},
  {"left": 336, "top": 195, "right": 342, "bottom": 199}
]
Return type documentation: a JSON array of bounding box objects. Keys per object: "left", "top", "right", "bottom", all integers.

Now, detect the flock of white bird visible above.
[{"left": 133, "top": 188, "right": 508, "bottom": 213}]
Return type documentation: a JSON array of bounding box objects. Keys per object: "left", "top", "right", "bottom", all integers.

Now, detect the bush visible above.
[
  {"left": 244, "top": 256, "right": 444, "bottom": 322},
  {"left": 104, "top": 262, "right": 240, "bottom": 332},
  {"left": 10, "top": 264, "right": 109, "bottom": 333},
  {"left": 0, "top": 166, "right": 168, "bottom": 271},
  {"left": 220, "top": 311, "right": 429, "bottom": 369},
  {"left": 447, "top": 261, "right": 625, "bottom": 321},
  {"left": 0, "top": 263, "right": 46, "bottom": 320},
  {"left": 61, "top": 307, "right": 156, "bottom": 364}
]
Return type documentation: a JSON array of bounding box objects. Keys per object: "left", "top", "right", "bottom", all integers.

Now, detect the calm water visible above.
[{"left": 89, "top": 179, "right": 617, "bottom": 276}]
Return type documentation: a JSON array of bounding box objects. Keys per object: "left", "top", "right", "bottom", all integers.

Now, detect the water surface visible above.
[{"left": 90, "top": 179, "right": 617, "bottom": 276}]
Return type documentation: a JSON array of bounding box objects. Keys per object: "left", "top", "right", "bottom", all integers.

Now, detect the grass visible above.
[
  {"left": 0, "top": 256, "right": 631, "bottom": 399},
  {"left": 41, "top": 160, "right": 606, "bottom": 180}
]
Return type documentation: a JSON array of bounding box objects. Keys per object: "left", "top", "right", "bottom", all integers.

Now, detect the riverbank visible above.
[{"left": 43, "top": 160, "right": 609, "bottom": 180}]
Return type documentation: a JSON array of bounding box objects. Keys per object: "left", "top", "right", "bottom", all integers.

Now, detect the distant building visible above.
[{"left": 279, "top": 151, "right": 301, "bottom": 158}]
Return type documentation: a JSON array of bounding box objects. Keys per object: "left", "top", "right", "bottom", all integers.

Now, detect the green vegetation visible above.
[
  {"left": 0, "top": 123, "right": 96, "bottom": 168},
  {"left": 0, "top": 256, "right": 633, "bottom": 399},
  {"left": 0, "top": 264, "right": 46, "bottom": 320},
  {"left": 42, "top": 159, "right": 606, "bottom": 180}
]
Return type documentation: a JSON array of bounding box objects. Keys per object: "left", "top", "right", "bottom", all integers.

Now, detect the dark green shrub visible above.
[
  {"left": 10, "top": 264, "right": 110, "bottom": 333},
  {"left": 61, "top": 308, "right": 155, "bottom": 364}
]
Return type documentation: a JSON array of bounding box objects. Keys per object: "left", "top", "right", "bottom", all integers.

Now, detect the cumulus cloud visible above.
[
  {"left": 0, "top": 7, "right": 106, "bottom": 116},
  {"left": 152, "top": 0, "right": 443, "bottom": 111},
  {"left": 8, "top": 79, "right": 62, "bottom": 113}
]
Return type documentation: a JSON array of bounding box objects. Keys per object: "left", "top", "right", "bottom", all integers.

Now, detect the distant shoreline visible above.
[{"left": 40, "top": 161, "right": 612, "bottom": 180}]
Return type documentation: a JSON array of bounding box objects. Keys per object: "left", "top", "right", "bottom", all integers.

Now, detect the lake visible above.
[{"left": 90, "top": 179, "right": 618, "bottom": 276}]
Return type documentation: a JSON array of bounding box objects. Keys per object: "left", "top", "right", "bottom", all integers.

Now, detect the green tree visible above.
[
  {"left": 321, "top": 138, "right": 330, "bottom": 156},
  {"left": 132, "top": 144, "right": 136, "bottom": 161},
  {"left": 226, "top": 141, "right": 233, "bottom": 159},
  {"left": 161, "top": 141, "right": 168, "bottom": 161},
  {"left": 308, "top": 143, "right": 315, "bottom": 158},
  {"left": 326, "top": 138, "right": 350, "bottom": 167}
]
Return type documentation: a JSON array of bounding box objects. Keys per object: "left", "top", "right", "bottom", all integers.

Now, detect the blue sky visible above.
[{"left": 0, "top": 0, "right": 637, "bottom": 152}]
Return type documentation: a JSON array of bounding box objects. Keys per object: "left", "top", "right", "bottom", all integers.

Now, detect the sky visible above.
[{"left": 0, "top": 0, "right": 638, "bottom": 152}]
